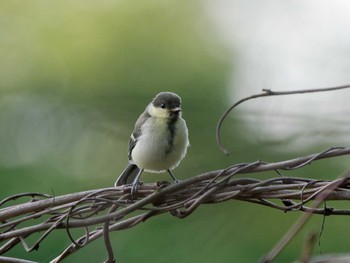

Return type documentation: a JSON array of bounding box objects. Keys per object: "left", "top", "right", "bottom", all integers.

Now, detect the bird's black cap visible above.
[{"left": 152, "top": 92, "right": 181, "bottom": 109}]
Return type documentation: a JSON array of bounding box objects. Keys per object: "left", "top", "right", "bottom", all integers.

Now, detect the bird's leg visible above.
[
  {"left": 131, "top": 169, "right": 144, "bottom": 196},
  {"left": 167, "top": 170, "right": 180, "bottom": 183}
]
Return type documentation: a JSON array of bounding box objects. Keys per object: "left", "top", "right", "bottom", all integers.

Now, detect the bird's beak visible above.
[{"left": 170, "top": 107, "right": 182, "bottom": 113}]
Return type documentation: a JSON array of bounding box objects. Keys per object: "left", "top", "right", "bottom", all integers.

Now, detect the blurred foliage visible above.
[
  {"left": 0, "top": 1, "right": 348, "bottom": 263},
  {"left": 0, "top": 0, "right": 231, "bottom": 185}
]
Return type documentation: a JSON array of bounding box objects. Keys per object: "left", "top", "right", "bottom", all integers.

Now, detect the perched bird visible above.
[{"left": 115, "top": 92, "right": 189, "bottom": 194}]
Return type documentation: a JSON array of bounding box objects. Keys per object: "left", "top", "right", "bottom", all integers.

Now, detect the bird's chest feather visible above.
[
  {"left": 138, "top": 117, "right": 174, "bottom": 156},
  {"left": 131, "top": 116, "right": 188, "bottom": 171}
]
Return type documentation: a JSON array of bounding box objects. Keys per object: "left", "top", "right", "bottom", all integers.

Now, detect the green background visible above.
[{"left": 0, "top": 1, "right": 349, "bottom": 262}]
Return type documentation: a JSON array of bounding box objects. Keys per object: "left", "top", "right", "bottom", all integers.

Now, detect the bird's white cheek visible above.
[{"left": 148, "top": 104, "right": 169, "bottom": 118}]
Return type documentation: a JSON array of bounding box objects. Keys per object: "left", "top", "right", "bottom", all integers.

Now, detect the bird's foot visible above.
[
  {"left": 130, "top": 180, "right": 143, "bottom": 196},
  {"left": 167, "top": 170, "right": 181, "bottom": 183},
  {"left": 157, "top": 180, "right": 171, "bottom": 189}
]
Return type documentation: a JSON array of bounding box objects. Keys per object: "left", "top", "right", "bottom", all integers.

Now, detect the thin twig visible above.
[
  {"left": 0, "top": 256, "right": 37, "bottom": 263},
  {"left": 299, "top": 232, "right": 317, "bottom": 263},
  {"left": 216, "top": 84, "right": 350, "bottom": 155},
  {"left": 103, "top": 204, "right": 118, "bottom": 263},
  {"left": 260, "top": 176, "right": 349, "bottom": 263}
]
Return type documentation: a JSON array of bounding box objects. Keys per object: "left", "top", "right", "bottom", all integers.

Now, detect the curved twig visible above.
[{"left": 216, "top": 84, "right": 350, "bottom": 155}]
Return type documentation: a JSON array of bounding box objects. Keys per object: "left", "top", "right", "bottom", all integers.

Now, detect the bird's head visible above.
[{"left": 147, "top": 92, "right": 182, "bottom": 119}]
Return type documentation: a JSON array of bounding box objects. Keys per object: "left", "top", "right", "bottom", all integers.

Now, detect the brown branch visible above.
[
  {"left": 216, "top": 84, "right": 350, "bottom": 155},
  {"left": 103, "top": 204, "right": 118, "bottom": 263},
  {"left": 299, "top": 232, "right": 317, "bottom": 263},
  {"left": 0, "top": 147, "right": 349, "bottom": 262},
  {"left": 0, "top": 256, "right": 37, "bottom": 263},
  {"left": 260, "top": 175, "right": 349, "bottom": 263}
]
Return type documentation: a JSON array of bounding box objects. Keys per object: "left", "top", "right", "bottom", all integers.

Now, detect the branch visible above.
[
  {"left": 261, "top": 174, "right": 350, "bottom": 263},
  {"left": 0, "top": 147, "right": 350, "bottom": 262},
  {"left": 216, "top": 84, "right": 350, "bottom": 155}
]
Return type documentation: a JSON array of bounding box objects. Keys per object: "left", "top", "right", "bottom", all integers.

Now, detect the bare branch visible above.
[
  {"left": 299, "top": 232, "right": 317, "bottom": 263},
  {"left": 260, "top": 175, "right": 349, "bottom": 263},
  {"left": 216, "top": 84, "right": 350, "bottom": 155},
  {"left": 0, "top": 147, "right": 350, "bottom": 262},
  {"left": 0, "top": 256, "right": 37, "bottom": 263}
]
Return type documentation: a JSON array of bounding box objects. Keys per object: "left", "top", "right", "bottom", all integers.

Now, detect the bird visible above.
[{"left": 115, "top": 92, "right": 189, "bottom": 195}]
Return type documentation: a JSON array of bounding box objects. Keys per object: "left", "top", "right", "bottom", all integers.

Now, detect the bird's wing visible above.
[
  {"left": 128, "top": 109, "right": 151, "bottom": 160},
  {"left": 115, "top": 109, "right": 150, "bottom": 186}
]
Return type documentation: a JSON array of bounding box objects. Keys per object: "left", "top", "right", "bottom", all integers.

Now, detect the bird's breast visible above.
[{"left": 131, "top": 117, "right": 189, "bottom": 172}]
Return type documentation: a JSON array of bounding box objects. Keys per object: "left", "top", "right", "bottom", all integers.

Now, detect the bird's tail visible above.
[{"left": 115, "top": 164, "right": 141, "bottom": 186}]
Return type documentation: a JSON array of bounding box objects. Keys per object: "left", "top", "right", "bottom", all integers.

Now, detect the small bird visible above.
[{"left": 115, "top": 92, "right": 189, "bottom": 194}]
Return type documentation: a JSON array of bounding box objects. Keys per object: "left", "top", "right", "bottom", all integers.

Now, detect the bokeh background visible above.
[{"left": 1, "top": 1, "right": 350, "bottom": 262}]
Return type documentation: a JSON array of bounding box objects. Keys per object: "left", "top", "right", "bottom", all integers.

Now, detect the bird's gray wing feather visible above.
[
  {"left": 128, "top": 109, "right": 150, "bottom": 160},
  {"left": 115, "top": 108, "right": 150, "bottom": 186}
]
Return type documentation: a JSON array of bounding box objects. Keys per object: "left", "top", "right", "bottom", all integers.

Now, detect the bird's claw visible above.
[{"left": 130, "top": 181, "right": 143, "bottom": 196}]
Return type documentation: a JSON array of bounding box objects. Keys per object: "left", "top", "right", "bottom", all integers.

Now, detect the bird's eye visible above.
[{"left": 160, "top": 103, "right": 166, "bottom": 109}]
